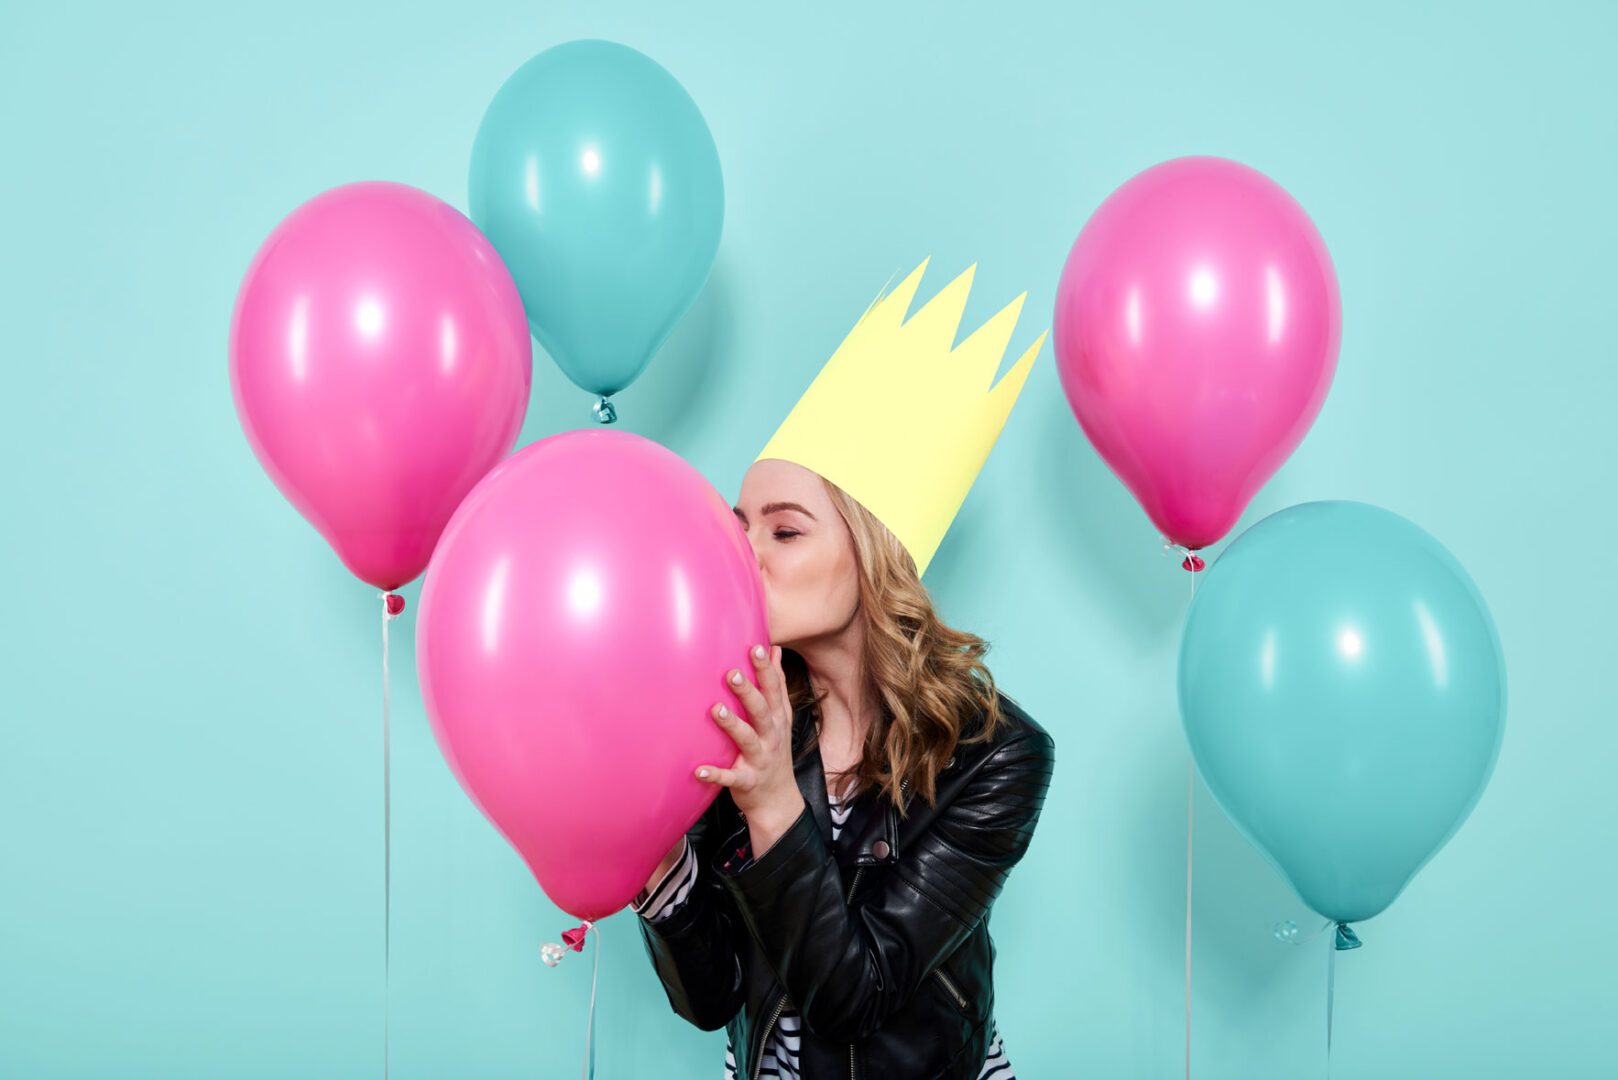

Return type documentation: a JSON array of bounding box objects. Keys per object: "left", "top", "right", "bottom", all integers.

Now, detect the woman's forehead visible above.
[{"left": 737, "top": 459, "right": 828, "bottom": 513}]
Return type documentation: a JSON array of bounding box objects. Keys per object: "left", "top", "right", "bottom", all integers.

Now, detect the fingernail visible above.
[
  {"left": 753, "top": 645, "right": 767, "bottom": 661},
  {"left": 697, "top": 768, "right": 709, "bottom": 779},
  {"left": 730, "top": 671, "right": 743, "bottom": 685},
  {"left": 716, "top": 705, "right": 728, "bottom": 717}
]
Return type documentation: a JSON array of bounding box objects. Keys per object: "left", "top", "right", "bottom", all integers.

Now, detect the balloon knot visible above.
[
  {"left": 593, "top": 396, "right": 618, "bottom": 424},
  {"left": 561, "top": 922, "right": 592, "bottom": 951},
  {"left": 384, "top": 593, "right": 406, "bottom": 616},
  {"left": 1333, "top": 922, "right": 1362, "bottom": 951},
  {"left": 1163, "top": 539, "right": 1206, "bottom": 572}
]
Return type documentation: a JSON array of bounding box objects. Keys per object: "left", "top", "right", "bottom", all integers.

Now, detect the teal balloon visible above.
[
  {"left": 1179, "top": 501, "right": 1505, "bottom": 925},
  {"left": 469, "top": 40, "right": 723, "bottom": 399}
]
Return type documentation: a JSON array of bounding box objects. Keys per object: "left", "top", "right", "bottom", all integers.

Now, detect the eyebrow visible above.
[{"left": 734, "top": 501, "right": 818, "bottom": 523}]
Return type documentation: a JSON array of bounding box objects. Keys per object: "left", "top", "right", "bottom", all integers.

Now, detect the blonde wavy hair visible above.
[{"left": 783, "top": 475, "right": 1007, "bottom": 817}]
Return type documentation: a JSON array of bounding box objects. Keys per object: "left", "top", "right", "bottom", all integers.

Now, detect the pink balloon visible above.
[
  {"left": 415, "top": 429, "right": 768, "bottom": 920},
  {"left": 230, "top": 181, "right": 533, "bottom": 590},
  {"left": 1054, "top": 156, "right": 1341, "bottom": 550}
]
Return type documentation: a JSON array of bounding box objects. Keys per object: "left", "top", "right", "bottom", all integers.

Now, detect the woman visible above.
[{"left": 632, "top": 457, "right": 1055, "bottom": 1079}]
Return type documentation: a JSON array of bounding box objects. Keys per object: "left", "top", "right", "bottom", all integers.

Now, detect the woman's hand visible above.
[{"left": 696, "top": 643, "right": 807, "bottom": 857}]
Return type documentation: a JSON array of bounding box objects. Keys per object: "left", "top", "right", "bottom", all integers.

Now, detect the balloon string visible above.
[
  {"left": 1326, "top": 937, "right": 1336, "bottom": 1078},
  {"left": 543, "top": 921, "right": 601, "bottom": 1078},
  {"left": 1274, "top": 918, "right": 1354, "bottom": 1077},
  {"left": 1186, "top": 564, "right": 1200, "bottom": 1080},
  {"left": 584, "top": 923, "right": 600, "bottom": 1080},
  {"left": 379, "top": 591, "right": 398, "bottom": 1080},
  {"left": 1167, "top": 540, "right": 1203, "bottom": 1080},
  {"left": 1185, "top": 753, "right": 1194, "bottom": 1080},
  {"left": 1327, "top": 922, "right": 1359, "bottom": 1076}
]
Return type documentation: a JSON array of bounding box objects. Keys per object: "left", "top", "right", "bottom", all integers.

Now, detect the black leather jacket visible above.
[{"left": 638, "top": 690, "right": 1056, "bottom": 1079}]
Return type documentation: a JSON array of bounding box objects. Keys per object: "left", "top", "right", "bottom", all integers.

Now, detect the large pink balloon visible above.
[
  {"left": 1054, "top": 156, "right": 1341, "bottom": 550},
  {"left": 230, "top": 181, "right": 533, "bottom": 590},
  {"left": 416, "top": 429, "right": 768, "bottom": 920}
]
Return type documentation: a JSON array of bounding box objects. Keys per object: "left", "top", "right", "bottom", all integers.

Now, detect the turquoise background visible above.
[{"left": 2, "top": 2, "right": 1612, "bottom": 1076}]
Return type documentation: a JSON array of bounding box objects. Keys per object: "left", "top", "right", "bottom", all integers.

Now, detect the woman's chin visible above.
[{"left": 761, "top": 609, "right": 785, "bottom": 647}]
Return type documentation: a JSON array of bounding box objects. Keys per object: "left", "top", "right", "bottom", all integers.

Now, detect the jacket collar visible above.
[{"left": 790, "top": 702, "right": 902, "bottom": 869}]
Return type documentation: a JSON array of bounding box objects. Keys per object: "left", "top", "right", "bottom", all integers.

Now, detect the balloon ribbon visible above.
[
  {"left": 1275, "top": 917, "right": 1359, "bottom": 1076},
  {"left": 1327, "top": 922, "right": 1361, "bottom": 1073},
  {"left": 380, "top": 591, "right": 404, "bottom": 1077},
  {"left": 1166, "top": 539, "right": 1204, "bottom": 1079},
  {"left": 542, "top": 921, "right": 601, "bottom": 1079}
]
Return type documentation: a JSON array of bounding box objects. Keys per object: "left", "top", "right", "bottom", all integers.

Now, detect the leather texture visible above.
[{"left": 638, "top": 689, "right": 1056, "bottom": 1079}]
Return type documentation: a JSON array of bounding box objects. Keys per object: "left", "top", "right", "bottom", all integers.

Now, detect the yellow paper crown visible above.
[{"left": 755, "top": 258, "right": 1046, "bottom": 578}]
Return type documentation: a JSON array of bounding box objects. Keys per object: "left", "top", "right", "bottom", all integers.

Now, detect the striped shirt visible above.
[{"left": 635, "top": 793, "right": 1015, "bottom": 1079}]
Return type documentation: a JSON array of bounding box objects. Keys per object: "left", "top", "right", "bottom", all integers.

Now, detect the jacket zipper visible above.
[
  {"left": 934, "top": 967, "right": 968, "bottom": 1010},
  {"left": 751, "top": 991, "right": 789, "bottom": 1080},
  {"left": 842, "top": 774, "right": 908, "bottom": 1078},
  {"left": 757, "top": 776, "right": 916, "bottom": 1080},
  {"left": 848, "top": 854, "right": 868, "bottom": 1080}
]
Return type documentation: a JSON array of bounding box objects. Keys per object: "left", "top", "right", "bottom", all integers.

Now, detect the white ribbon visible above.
[
  {"left": 1165, "top": 538, "right": 1202, "bottom": 1080},
  {"left": 379, "top": 592, "right": 398, "bottom": 1079}
]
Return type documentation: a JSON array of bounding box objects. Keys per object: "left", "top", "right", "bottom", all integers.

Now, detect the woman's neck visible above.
[{"left": 793, "top": 617, "right": 877, "bottom": 785}]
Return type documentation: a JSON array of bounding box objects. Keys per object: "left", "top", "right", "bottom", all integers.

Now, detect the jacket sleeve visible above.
[
  {"left": 712, "top": 727, "right": 1056, "bottom": 1041},
  {"left": 635, "top": 792, "right": 748, "bottom": 1031}
]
